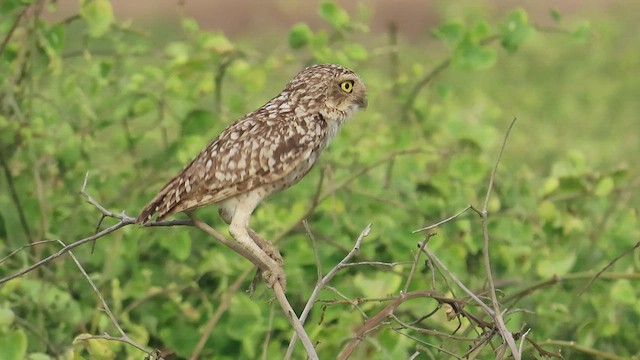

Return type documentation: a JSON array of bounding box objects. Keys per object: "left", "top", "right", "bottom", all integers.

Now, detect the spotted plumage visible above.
[
  {"left": 137, "top": 64, "right": 367, "bottom": 288},
  {"left": 137, "top": 64, "right": 367, "bottom": 224}
]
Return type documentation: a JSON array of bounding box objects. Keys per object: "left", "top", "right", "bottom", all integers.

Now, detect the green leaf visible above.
[
  {"left": 0, "top": 308, "right": 14, "bottom": 327},
  {"left": 452, "top": 38, "right": 496, "bottom": 70},
  {"left": 80, "top": 0, "right": 114, "bottom": 37},
  {"left": 26, "top": 354, "right": 52, "bottom": 360},
  {"left": 432, "top": 21, "right": 464, "bottom": 47},
  {"left": 164, "top": 41, "right": 190, "bottom": 64},
  {"left": 594, "top": 176, "right": 614, "bottom": 197},
  {"left": 572, "top": 20, "right": 591, "bottom": 43},
  {"left": 501, "top": 8, "right": 534, "bottom": 53},
  {"left": 0, "top": 329, "right": 27, "bottom": 360},
  {"left": 200, "top": 32, "right": 234, "bottom": 54},
  {"left": 550, "top": 8, "right": 562, "bottom": 22},
  {"left": 611, "top": 280, "right": 637, "bottom": 306},
  {"left": 159, "top": 322, "right": 200, "bottom": 357},
  {"left": 288, "top": 23, "right": 313, "bottom": 49},
  {"left": 536, "top": 251, "right": 576, "bottom": 278},
  {"left": 344, "top": 43, "right": 368, "bottom": 61},
  {"left": 353, "top": 271, "right": 402, "bottom": 298},
  {"left": 181, "top": 18, "right": 199, "bottom": 32},
  {"left": 319, "top": 1, "right": 350, "bottom": 29},
  {"left": 542, "top": 177, "right": 560, "bottom": 196},
  {"left": 182, "top": 109, "right": 214, "bottom": 136},
  {"left": 44, "top": 23, "right": 65, "bottom": 52},
  {"left": 448, "top": 155, "right": 487, "bottom": 183},
  {"left": 159, "top": 231, "right": 191, "bottom": 261}
]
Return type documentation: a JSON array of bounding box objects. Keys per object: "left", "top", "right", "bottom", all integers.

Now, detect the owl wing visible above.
[{"left": 137, "top": 110, "right": 328, "bottom": 224}]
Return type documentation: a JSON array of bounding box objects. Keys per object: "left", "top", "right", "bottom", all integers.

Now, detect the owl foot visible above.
[
  {"left": 249, "top": 229, "right": 284, "bottom": 266},
  {"left": 262, "top": 264, "right": 287, "bottom": 290}
]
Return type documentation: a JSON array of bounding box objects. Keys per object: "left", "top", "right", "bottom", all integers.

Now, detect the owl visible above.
[{"left": 137, "top": 64, "right": 367, "bottom": 286}]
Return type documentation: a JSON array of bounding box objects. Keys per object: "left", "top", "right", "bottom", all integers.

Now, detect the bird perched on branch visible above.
[{"left": 137, "top": 63, "right": 367, "bottom": 287}]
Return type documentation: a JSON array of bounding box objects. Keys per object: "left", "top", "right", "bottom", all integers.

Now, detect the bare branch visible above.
[
  {"left": 60, "top": 239, "right": 156, "bottom": 357},
  {"left": 189, "top": 214, "right": 319, "bottom": 360},
  {"left": 303, "top": 220, "right": 323, "bottom": 281},
  {"left": 403, "top": 233, "right": 434, "bottom": 293},
  {"left": 413, "top": 205, "right": 473, "bottom": 233},
  {"left": 284, "top": 223, "right": 372, "bottom": 360},
  {"left": 577, "top": 240, "right": 640, "bottom": 296},
  {"left": 0, "top": 221, "right": 128, "bottom": 285},
  {"left": 421, "top": 247, "right": 494, "bottom": 316},
  {"left": 479, "top": 118, "right": 519, "bottom": 358}
]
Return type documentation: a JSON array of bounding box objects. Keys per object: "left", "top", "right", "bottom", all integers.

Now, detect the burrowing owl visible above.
[{"left": 137, "top": 64, "right": 367, "bottom": 286}]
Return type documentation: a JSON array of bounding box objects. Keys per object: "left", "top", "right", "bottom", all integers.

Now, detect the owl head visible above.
[{"left": 286, "top": 64, "right": 368, "bottom": 120}]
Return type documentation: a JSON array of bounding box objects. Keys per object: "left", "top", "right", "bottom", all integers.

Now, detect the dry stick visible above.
[
  {"left": 303, "top": 220, "right": 323, "bottom": 281},
  {"left": 478, "top": 117, "right": 519, "bottom": 359},
  {"left": 413, "top": 205, "right": 473, "bottom": 233},
  {"left": 58, "top": 240, "right": 153, "bottom": 356},
  {"left": 421, "top": 247, "right": 494, "bottom": 316},
  {"left": 283, "top": 223, "right": 372, "bottom": 360},
  {"left": 0, "top": 240, "right": 59, "bottom": 264},
  {"left": 190, "top": 215, "right": 319, "bottom": 360},
  {"left": 536, "top": 340, "right": 627, "bottom": 360},
  {"left": 0, "top": 221, "right": 128, "bottom": 285},
  {"left": 0, "top": 175, "right": 192, "bottom": 285},
  {"left": 261, "top": 304, "right": 277, "bottom": 360},
  {"left": 337, "top": 290, "right": 436, "bottom": 360},
  {"left": 577, "top": 240, "right": 640, "bottom": 296},
  {"left": 189, "top": 267, "right": 253, "bottom": 360},
  {"left": 402, "top": 233, "right": 434, "bottom": 293}
]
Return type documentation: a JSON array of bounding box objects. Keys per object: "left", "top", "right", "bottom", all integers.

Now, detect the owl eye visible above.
[{"left": 339, "top": 80, "right": 354, "bottom": 93}]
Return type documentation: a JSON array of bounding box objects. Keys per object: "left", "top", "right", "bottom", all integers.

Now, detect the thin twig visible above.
[
  {"left": 337, "top": 290, "right": 441, "bottom": 360},
  {"left": 577, "top": 240, "right": 640, "bottom": 296},
  {"left": 413, "top": 205, "right": 473, "bottom": 233},
  {"left": 59, "top": 240, "right": 154, "bottom": 356},
  {"left": 403, "top": 233, "right": 434, "bottom": 293},
  {"left": 0, "top": 6, "right": 27, "bottom": 57},
  {"left": 0, "top": 146, "right": 32, "bottom": 242},
  {"left": 0, "top": 221, "right": 128, "bottom": 285},
  {"left": 0, "top": 240, "right": 58, "bottom": 264},
  {"left": 273, "top": 281, "right": 319, "bottom": 360},
  {"left": 303, "top": 220, "right": 323, "bottom": 281},
  {"left": 189, "top": 214, "right": 318, "bottom": 360},
  {"left": 284, "top": 223, "right": 372, "bottom": 360},
  {"left": 479, "top": 118, "right": 519, "bottom": 358},
  {"left": 261, "top": 303, "right": 277, "bottom": 360},
  {"left": 421, "top": 247, "right": 494, "bottom": 316}
]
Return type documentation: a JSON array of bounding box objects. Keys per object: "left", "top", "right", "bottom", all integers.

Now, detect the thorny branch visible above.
[{"left": 284, "top": 223, "right": 372, "bottom": 360}]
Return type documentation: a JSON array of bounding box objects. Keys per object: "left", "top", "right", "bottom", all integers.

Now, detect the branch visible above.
[
  {"left": 413, "top": 205, "right": 473, "bottom": 233},
  {"left": 59, "top": 239, "right": 156, "bottom": 357},
  {"left": 478, "top": 117, "right": 519, "bottom": 359},
  {"left": 0, "top": 6, "right": 27, "bottom": 57},
  {"left": 190, "top": 214, "right": 319, "bottom": 360},
  {"left": 577, "top": 240, "right": 640, "bottom": 296},
  {"left": 284, "top": 223, "right": 372, "bottom": 360}
]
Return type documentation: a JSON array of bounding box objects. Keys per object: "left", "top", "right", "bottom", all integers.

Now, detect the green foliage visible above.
[{"left": 0, "top": 1, "right": 638, "bottom": 359}]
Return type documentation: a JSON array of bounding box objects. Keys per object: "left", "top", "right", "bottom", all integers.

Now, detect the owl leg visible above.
[
  {"left": 226, "top": 195, "right": 286, "bottom": 289},
  {"left": 248, "top": 229, "right": 284, "bottom": 266},
  {"left": 219, "top": 205, "right": 284, "bottom": 266}
]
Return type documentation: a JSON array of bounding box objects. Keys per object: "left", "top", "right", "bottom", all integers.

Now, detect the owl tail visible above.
[{"left": 136, "top": 178, "right": 182, "bottom": 225}]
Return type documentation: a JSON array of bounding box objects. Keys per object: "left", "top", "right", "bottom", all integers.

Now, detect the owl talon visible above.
[{"left": 262, "top": 265, "right": 287, "bottom": 290}]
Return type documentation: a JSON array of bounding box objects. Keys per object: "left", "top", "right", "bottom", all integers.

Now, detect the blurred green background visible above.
[{"left": 1, "top": 1, "right": 638, "bottom": 359}]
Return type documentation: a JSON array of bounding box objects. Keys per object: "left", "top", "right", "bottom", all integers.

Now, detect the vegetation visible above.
[{"left": 1, "top": 1, "right": 638, "bottom": 359}]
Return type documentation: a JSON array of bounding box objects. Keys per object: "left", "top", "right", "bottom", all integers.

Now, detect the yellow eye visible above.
[{"left": 340, "top": 80, "right": 354, "bottom": 93}]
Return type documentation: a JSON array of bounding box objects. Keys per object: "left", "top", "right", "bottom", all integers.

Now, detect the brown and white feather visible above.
[{"left": 137, "top": 64, "right": 367, "bottom": 224}]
